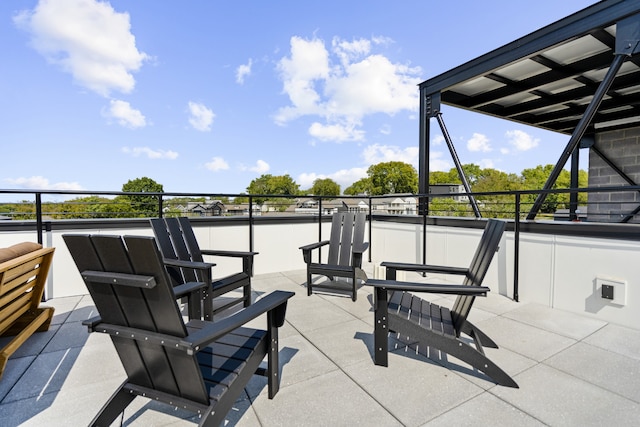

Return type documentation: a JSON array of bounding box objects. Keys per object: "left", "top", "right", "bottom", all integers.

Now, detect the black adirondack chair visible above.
[
  {"left": 63, "top": 234, "right": 293, "bottom": 426},
  {"left": 150, "top": 217, "right": 257, "bottom": 320},
  {"left": 300, "top": 212, "right": 369, "bottom": 301},
  {"left": 366, "top": 219, "right": 518, "bottom": 388}
]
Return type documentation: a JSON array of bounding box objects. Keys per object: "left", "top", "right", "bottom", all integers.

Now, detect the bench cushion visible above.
[{"left": 0, "top": 242, "right": 43, "bottom": 263}]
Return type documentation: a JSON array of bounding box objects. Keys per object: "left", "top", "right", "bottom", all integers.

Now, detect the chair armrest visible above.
[
  {"left": 183, "top": 290, "right": 295, "bottom": 352},
  {"left": 299, "top": 240, "right": 329, "bottom": 252},
  {"left": 381, "top": 261, "right": 468, "bottom": 276},
  {"left": 199, "top": 250, "right": 257, "bottom": 276},
  {"left": 300, "top": 241, "right": 329, "bottom": 264},
  {"left": 353, "top": 241, "right": 369, "bottom": 255},
  {"left": 173, "top": 281, "right": 208, "bottom": 299},
  {"left": 82, "top": 315, "right": 102, "bottom": 331},
  {"left": 86, "top": 291, "right": 295, "bottom": 355},
  {"left": 200, "top": 249, "right": 258, "bottom": 259},
  {"left": 163, "top": 258, "right": 216, "bottom": 270},
  {"left": 365, "top": 279, "right": 489, "bottom": 296}
]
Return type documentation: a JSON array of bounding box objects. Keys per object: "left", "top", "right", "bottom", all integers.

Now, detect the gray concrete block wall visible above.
[{"left": 588, "top": 127, "right": 640, "bottom": 223}]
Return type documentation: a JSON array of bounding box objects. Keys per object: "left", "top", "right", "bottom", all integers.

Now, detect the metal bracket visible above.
[
  {"left": 616, "top": 14, "right": 640, "bottom": 56},
  {"left": 425, "top": 92, "right": 441, "bottom": 118}
]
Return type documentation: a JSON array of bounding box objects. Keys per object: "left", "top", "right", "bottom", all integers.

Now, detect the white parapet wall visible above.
[{"left": 13, "top": 218, "right": 639, "bottom": 330}]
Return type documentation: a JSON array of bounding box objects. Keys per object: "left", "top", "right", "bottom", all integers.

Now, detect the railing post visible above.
[
  {"left": 514, "top": 193, "right": 520, "bottom": 302},
  {"left": 368, "top": 197, "right": 372, "bottom": 263},
  {"left": 249, "top": 196, "right": 254, "bottom": 254},
  {"left": 158, "top": 195, "right": 164, "bottom": 218},
  {"left": 35, "top": 193, "right": 43, "bottom": 245},
  {"left": 318, "top": 198, "right": 323, "bottom": 262}
]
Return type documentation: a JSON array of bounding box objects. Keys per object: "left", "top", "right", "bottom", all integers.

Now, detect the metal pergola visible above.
[{"left": 418, "top": 0, "right": 640, "bottom": 220}]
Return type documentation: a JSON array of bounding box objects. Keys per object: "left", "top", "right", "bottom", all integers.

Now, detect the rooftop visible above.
[{"left": 2, "top": 264, "right": 640, "bottom": 426}]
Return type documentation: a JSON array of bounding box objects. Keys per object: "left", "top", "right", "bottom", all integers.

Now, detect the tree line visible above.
[{"left": 0, "top": 162, "right": 587, "bottom": 219}]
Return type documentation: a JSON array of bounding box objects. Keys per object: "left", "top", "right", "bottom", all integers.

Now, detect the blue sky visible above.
[{"left": 1, "top": 0, "right": 596, "bottom": 197}]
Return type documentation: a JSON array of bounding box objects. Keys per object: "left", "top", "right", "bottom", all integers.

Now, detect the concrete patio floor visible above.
[{"left": 2, "top": 267, "right": 640, "bottom": 426}]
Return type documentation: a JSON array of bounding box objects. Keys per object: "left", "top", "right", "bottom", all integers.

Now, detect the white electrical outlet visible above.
[{"left": 595, "top": 276, "right": 627, "bottom": 306}]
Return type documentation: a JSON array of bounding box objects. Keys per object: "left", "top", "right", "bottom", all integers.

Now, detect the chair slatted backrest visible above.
[
  {"left": 327, "top": 213, "right": 366, "bottom": 267},
  {"left": 64, "top": 234, "right": 210, "bottom": 405},
  {"left": 450, "top": 219, "right": 506, "bottom": 332},
  {"left": 150, "top": 218, "right": 204, "bottom": 284}
]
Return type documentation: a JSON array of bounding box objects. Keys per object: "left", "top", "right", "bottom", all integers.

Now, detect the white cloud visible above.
[
  {"left": 298, "top": 167, "right": 368, "bottom": 190},
  {"left": 205, "top": 157, "right": 229, "bottom": 171},
  {"left": 506, "top": 129, "right": 539, "bottom": 151},
  {"left": 122, "top": 146, "right": 178, "bottom": 159},
  {"left": 309, "top": 121, "right": 364, "bottom": 142},
  {"left": 239, "top": 160, "right": 270, "bottom": 174},
  {"left": 274, "top": 35, "right": 421, "bottom": 142},
  {"left": 478, "top": 159, "right": 495, "bottom": 169},
  {"left": 362, "top": 144, "right": 419, "bottom": 168},
  {"left": 430, "top": 151, "right": 451, "bottom": 171},
  {"left": 14, "top": 0, "right": 149, "bottom": 97},
  {"left": 188, "top": 101, "right": 215, "bottom": 132},
  {"left": 236, "top": 58, "right": 252, "bottom": 84},
  {"left": 467, "top": 133, "right": 491, "bottom": 152},
  {"left": 379, "top": 124, "right": 391, "bottom": 135},
  {"left": 103, "top": 99, "right": 146, "bottom": 128},
  {"left": 298, "top": 143, "right": 418, "bottom": 191},
  {"left": 4, "top": 176, "right": 83, "bottom": 191},
  {"left": 432, "top": 135, "right": 445, "bottom": 145}
]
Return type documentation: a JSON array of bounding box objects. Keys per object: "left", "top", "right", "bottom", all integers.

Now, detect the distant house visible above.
[
  {"left": 292, "top": 198, "right": 369, "bottom": 215},
  {"left": 293, "top": 197, "right": 418, "bottom": 216},
  {"left": 226, "top": 203, "right": 261, "bottom": 216},
  {"left": 187, "top": 201, "right": 225, "bottom": 216},
  {"left": 379, "top": 197, "right": 417, "bottom": 215},
  {"left": 429, "top": 184, "right": 469, "bottom": 202}
]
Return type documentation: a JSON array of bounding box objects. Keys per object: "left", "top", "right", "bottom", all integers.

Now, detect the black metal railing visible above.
[{"left": 4, "top": 185, "right": 640, "bottom": 303}]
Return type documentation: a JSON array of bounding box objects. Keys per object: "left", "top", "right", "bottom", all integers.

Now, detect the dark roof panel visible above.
[{"left": 420, "top": 0, "right": 640, "bottom": 135}]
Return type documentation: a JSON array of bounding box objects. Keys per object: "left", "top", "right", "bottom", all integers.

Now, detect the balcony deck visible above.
[{"left": 2, "top": 265, "right": 640, "bottom": 426}]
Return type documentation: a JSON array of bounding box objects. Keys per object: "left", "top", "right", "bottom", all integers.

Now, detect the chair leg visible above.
[
  {"left": 351, "top": 270, "right": 357, "bottom": 302},
  {"left": 307, "top": 268, "right": 313, "bottom": 296},
  {"left": 244, "top": 283, "right": 252, "bottom": 307},
  {"left": 90, "top": 382, "right": 136, "bottom": 426},
  {"left": 439, "top": 337, "right": 518, "bottom": 388},
  {"left": 267, "top": 311, "right": 281, "bottom": 399},
  {"left": 373, "top": 287, "right": 389, "bottom": 366},
  {"left": 461, "top": 320, "right": 499, "bottom": 349}
]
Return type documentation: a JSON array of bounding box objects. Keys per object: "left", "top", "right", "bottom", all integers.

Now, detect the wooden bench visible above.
[{"left": 0, "top": 242, "right": 55, "bottom": 379}]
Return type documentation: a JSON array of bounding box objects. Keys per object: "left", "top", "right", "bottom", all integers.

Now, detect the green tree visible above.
[
  {"left": 344, "top": 178, "right": 372, "bottom": 195},
  {"left": 430, "top": 170, "right": 461, "bottom": 185},
  {"left": 121, "top": 177, "right": 164, "bottom": 217},
  {"left": 308, "top": 178, "right": 340, "bottom": 198},
  {"left": 520, "top": 165, "right": 587, "bottom": 215},
  {"left": 368, "top": 161, "right": 418, "bottom": 195},
  {"left": 246, "top": 174, "right": 300, "bottom": 206}
]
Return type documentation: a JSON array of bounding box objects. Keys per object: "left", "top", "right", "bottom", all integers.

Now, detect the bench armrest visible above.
[{"left": 365, "top": 279, "right": 489, "bottom": 296}]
